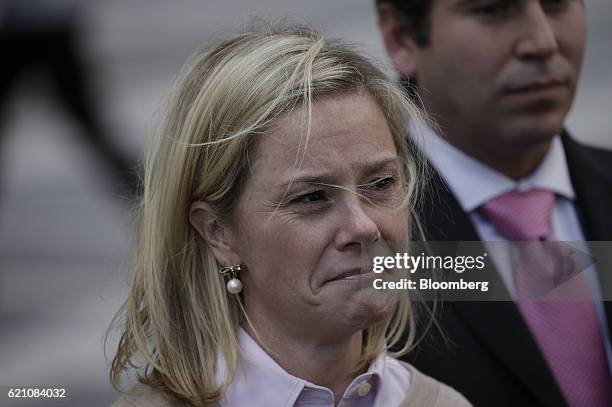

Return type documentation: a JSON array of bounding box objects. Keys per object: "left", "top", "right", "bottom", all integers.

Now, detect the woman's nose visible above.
[{"left": 334, "top": 197, "right": 381, "bottom": 250}]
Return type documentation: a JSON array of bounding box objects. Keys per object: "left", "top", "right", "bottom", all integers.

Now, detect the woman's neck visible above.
[{"left": 244, "top": 324, "right": 364, "bottom": 404}]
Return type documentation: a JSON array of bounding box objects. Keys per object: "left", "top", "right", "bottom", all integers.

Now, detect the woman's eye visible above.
[
  {"left": 290, "top": 190, "right": 328, "bottom": 205},
  {"left": 369, "top": 175, "right": 398, "bottom": 190}
]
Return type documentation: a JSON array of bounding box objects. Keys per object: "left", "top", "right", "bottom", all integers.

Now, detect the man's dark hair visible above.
[
  {"left": 376, "top": 0, "right": 433, "bottom": 46},
  {"left": 376, "top": 0, "right": 434, "bottom": 99}
]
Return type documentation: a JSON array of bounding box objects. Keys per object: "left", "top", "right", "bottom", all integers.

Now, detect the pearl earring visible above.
[{"left": 220, "top": 264, "right": 245, "bottom": 294}]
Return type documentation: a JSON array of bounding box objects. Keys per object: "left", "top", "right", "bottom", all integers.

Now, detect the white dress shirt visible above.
[{"left": 412, "top": 123, "right": 612, "bottom": 369}]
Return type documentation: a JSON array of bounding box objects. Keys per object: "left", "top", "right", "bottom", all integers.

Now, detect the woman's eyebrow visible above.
[
  {"left": 275, "top": 156, "right": 401, "bottom": 189},
  {"left": 275, "top": 169, "right": 344, "bottom": 190},
  {"left": 356, "top": 156, "right": 401, "bottom": 175}
]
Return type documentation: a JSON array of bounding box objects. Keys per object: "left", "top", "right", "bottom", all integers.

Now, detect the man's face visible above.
[{"left": 394, "top": 0, "right": 586, "bottom": 152}]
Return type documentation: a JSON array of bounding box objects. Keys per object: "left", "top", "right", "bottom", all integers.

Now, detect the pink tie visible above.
[{"left": 479, "top": 189, "right": 612, "bottom": 407}]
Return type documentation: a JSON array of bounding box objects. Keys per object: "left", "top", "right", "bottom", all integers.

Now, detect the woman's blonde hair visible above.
[{"left": 108, "top": 23, "right": 427, "bottom": 406}]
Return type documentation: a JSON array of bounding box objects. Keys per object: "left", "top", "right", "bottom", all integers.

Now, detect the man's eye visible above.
[
  {"left": 290, "top": 190, "right": 328, "bottom": 204},
  {"left": 471, "top": 2, "right": 515, "bottom": 18},
  {"left": 542, "top": 0, "right": 571, "bottom": 13}
]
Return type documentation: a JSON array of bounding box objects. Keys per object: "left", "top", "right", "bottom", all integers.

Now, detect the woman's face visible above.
[{"left": 228, "top": 92, "right": 408, "bottom": 341}]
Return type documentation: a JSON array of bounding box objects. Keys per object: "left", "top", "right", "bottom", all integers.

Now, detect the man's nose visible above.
[
  {"left": 515, "top": 3, "right": 560, "bottom": 60},
  {"left": 334, "top": 197, "right": 381, "bottom": 250}
]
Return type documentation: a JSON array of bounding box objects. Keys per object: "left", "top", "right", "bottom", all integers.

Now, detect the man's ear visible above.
[
  {"left": 378, "top": 3, "right": 421, "bottom": 79},
  {"left": 189, "top": 201, "right": 240, "bottom": 266}
]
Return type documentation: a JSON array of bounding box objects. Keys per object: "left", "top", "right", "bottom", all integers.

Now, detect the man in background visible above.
[{"left": 377, "top": 1, "right": 612, "bottom": 405}]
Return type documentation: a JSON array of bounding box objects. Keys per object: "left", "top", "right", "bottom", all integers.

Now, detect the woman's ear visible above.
[
  {"left": 189, "top": 201, "right": 240, "bottom": 265},
  {"left": 378, "top": 3, "right": 421, "bottom": 79}
]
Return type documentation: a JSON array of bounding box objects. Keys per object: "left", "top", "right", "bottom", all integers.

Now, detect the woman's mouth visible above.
[{"left": 327, "top": 269, "right": 375, "bottom": 283}]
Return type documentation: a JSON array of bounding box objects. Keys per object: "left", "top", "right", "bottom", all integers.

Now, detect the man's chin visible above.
[{"left": 503, "top": 113, "right": 565, "bottom": 146}]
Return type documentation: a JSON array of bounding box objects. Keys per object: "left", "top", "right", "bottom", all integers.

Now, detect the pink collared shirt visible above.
[{"left": 216, "top": 328, "right": 412, "bottom": 407}]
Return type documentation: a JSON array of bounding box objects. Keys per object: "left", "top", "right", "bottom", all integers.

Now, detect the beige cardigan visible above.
[{"left": 111, "top": 364, "right": 472, "bottom": 407}]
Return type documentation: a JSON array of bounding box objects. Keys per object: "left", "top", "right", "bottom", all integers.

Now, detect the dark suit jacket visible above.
[{"left": 400, "top": 132, "right": 612, "bottom": 407}]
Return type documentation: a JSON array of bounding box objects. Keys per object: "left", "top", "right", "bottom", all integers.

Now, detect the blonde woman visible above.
[{"left": 108, "top": 25, "right": 471, "bottom": 407}]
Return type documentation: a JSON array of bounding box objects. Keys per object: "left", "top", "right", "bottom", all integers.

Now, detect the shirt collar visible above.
[
  {"left": 216, "top": 328, "right": 405, "bottom": 406},
  {"left": 217, "top": 328, "right": 305, "bottom": 406},
  {"left": 412, "top": 123, "right": 575, "bottom": 213}
]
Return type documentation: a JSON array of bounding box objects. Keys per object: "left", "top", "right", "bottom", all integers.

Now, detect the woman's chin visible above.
[{"left": 337, "top": 293, "right": 396, "bottom": 332}]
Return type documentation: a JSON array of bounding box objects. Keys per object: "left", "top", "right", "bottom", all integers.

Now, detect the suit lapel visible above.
[
  {"left": 419, "top": 169, "right": 480, "bottom": 241},
  {"left": 562, "top": 131, "right": 612, "bottom": 241},
  {"left": 421, "top": 169, "right": 567, "bottom": 407},
  {"left": 452, "top": 302, "right": 567, "bottom": 407},
  {"left": 562, "top": 132, "right": 612, "bottom": 339}
]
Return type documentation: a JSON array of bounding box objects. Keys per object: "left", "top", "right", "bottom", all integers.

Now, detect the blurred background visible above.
[{"left": 0, "top": 1, "right": 609, "bottom": 405}]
